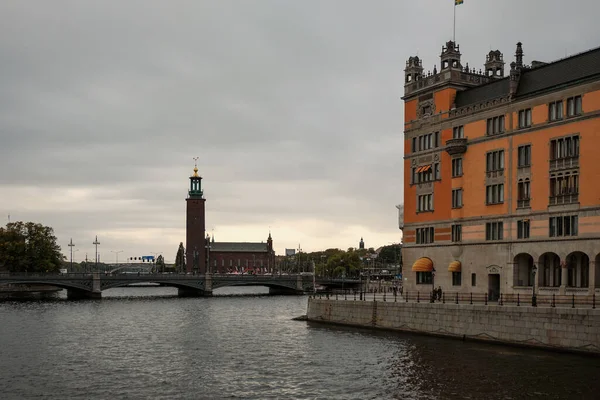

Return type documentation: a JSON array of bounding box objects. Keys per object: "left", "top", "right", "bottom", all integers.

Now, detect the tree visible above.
[
  {"left": 156, "top": 255, "right": 166, "bottom": 273},
  {"left": 0, "top": 221, "right": 64, "bottom": 273},
  {"left": 175, "top": 242, "right": 185, "bottom": 273},
  {"left": 378, "top": 244, "right": 402, "bottom": 265}
]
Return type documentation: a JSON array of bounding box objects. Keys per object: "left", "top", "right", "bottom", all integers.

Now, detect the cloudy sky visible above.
[{"left": 1, "top": 1, "right": 599, "bottom": 262}]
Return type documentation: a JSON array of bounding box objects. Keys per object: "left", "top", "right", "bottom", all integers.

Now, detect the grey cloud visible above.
[{"left": 1, "top": 0, "right": 599, "bottom": 256}]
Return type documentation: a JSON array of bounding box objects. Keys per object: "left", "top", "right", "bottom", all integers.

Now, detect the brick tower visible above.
[{"left": 186, "top": 162, "right": 206, "bottom": 274}]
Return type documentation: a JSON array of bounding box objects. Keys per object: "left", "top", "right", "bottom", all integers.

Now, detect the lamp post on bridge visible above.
[
  {"left": 68, "top": 238, "right": 75, "bottom": 272},
  {"left": 111, "top": 250, "right": 124, "bottom": 266},
  {"left": 93, "top": 236, "right": 100, "bottom": 272}
]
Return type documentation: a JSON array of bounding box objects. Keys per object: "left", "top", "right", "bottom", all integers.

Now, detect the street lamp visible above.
[
  {"left": 111, "top": 250, "right": 124, "bottom": 265},
  {"left": 93, "top": 236, "right": 100, "bottom": 272},
  {"left": 532, "top": 264, "right": 538, "bottom": 307},
  {"left": 68, "top": 238, "right": 75, "bottom": 272}
]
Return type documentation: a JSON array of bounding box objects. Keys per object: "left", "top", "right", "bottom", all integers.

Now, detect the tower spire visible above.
[{"left": 192, "top": 156, "right": 199, "bottom": 177}]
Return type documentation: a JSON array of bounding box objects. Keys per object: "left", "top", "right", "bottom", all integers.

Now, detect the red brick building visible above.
[
  {"left": 207, "top": 234, "right": 275, "bottom": 274},
  {"left": 185, "top": 165, "right": 275, "bottom": 274}
]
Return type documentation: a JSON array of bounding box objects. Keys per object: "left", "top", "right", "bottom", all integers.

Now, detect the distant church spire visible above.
[{"left": 359, "top": 237, "right": 365, "bottom": 250}]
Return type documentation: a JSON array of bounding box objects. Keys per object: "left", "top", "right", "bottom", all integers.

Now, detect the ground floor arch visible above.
[
  {"left": 566, "top": 252, "right": 590, "bottom": 288},
  {"left": 513, "top": 253, "right": 534, "bottom": 287},
  {"left": 538, "top": 252, "right": 561, "bottom": 288}
]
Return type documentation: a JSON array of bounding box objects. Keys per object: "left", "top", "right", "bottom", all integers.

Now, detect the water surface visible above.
[{"left": 1, "top": 287, "right": 598, "bottom": 399}]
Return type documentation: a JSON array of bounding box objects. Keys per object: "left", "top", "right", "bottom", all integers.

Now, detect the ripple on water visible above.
[{"left": 1, "top": 288, "right": 599, "bottom": 400}]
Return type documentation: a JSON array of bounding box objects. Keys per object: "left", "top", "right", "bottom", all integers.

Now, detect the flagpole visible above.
[{"left": 453, "top": 2, "right": 456, "bottom": 42}]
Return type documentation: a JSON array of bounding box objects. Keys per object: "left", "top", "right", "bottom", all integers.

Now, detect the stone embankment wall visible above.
[{"left": 307, "top": 298, "right": 600, "bottom": 354}]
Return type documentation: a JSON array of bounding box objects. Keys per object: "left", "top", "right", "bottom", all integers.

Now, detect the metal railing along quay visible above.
[{"left": 311, "top": 289, "right": 598, "bottom": 309}]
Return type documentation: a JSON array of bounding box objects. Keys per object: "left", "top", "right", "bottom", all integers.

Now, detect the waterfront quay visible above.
[{"left": 306, "top": 294, "right": 600, "bottom": 355}]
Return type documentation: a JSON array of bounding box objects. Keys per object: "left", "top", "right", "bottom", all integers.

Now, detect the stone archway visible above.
[
  {"left": 513, "top": 253, "right": 534, "bottom": 287},
  {"left": 538, "top": 252, "right": 560, "bottom": 287},
  {"left": 566, "top": 252, "right": 590, "bottom": 288}
]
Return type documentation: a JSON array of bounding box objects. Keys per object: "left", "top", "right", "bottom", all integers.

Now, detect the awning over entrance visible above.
[
  {"left": 448, "top": 261, "right": 461, "bottom": 272},
  {"left": 412, "top": 257, "right": 433, "bottom": 272}
]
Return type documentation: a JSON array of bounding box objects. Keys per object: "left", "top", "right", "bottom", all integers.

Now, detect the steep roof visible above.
[
  {"left": 516, "top": 46, "right": 600, "bottom": 97},
  {"left": 210, "top": 242, "right": 268, "bottom": 253},
  {"left": 454, "top": 78, "right": 509, "bottom": 107},
  {"left": 453, "top": 45, "right": 600, "bottom": 107}
]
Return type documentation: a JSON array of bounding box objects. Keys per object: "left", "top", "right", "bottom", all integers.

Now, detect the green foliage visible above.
[
  {"left": 378, "top": 244, "right": 402, "bottom": 264},
  {"left": 175, "top": 242, "right": 185, "bottom": 272},
  {"left": 0, "top": 221, "right": 64, "bottom": 273},
  {"left": 156, "top": 254, "right": 166, "bottom": 272}
]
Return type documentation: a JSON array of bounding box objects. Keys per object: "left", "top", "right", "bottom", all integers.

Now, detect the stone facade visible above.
[
  {"left": 307, "top": 298, "right": 600, "bottom": 354},
  {"left": 401, "top": 41, "right": 600, "bottom": 298}
]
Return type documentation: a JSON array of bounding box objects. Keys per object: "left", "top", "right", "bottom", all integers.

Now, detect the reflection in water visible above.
[{"left": 0, "top": 287, "right": 599, "bottom": 400}]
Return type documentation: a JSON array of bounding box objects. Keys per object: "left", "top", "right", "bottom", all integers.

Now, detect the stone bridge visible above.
[{"left": 0, "top": 273, "right": 360, "bottom": 299}]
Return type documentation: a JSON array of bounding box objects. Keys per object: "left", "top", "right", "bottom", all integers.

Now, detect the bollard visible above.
[
  {"left": 354, "top": 291, "right": 356, "bottom": 301},
  {"left": 373, "top": 291, "right": 375, "bottom": 302},
  {"left": 572, "top": 294, "right": 575, "bottom": 308},
  {"left": 442, "top": 293, "right": 445, "bottom": 304},
  {"left": 485, "top": 293, "right": 488, "bottom": 306},
  {"left": 470, "top": 293, "right": 473, "bottom": 305},
  {"left": 417, "top": 292, "right": 420, "bottom": 303},
  {"left": 406, "top": 291, "right": 409, "bottom": 303},
  {"left": 552, "top": 293, "right": 555, "bottom": 308},
  {"left": 593, "top": 293, "right": 596, "bottom": 309},
  {"left": 344, "top": 291, "right": 347, "bottom": 301},
  {"left": 517, "top": 293, "right": 520, "bottom": 306},
  {"left": 336, "top": 293, "right": 338, "bottom": 300},
  {"left": 499, "top": 293, "right": 503, "bottom": 306},
  {"left": 383, "top": 291, "right": 386, "bottom": 302},
  {"left": 455, "top": 293, "right": 458, "bottom": 305},
  {"left": 394, "top": 292, "right": 397, "bottom": 302}
]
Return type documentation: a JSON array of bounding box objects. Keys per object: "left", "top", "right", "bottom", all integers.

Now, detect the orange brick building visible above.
[{"left": 401, "top": 41, "right": 600, "bottom": 299}]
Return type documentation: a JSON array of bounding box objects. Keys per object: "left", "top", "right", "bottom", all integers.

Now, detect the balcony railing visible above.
[
  {"left": 445, "top": 138, "right": 468, "bottom": 155},
  {"left": 550, "top": 156, "right": 579, "bottom": 171},
  {"left": 549, "top": 194, "right": 579, "bottom": 205},
  {"left": 517, "top": 199, "right": 531, "bottom": 208},
  {"left": 486, "top": 169, "right": 504, "bottom": 178}
]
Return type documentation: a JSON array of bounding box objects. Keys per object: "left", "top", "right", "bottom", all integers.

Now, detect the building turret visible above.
[
  {"left": 515, "top": 42, "right": 524, "bottom": 69},
  {"left": 440, "top": 41, "right": 462, "bottom": 71},
  {"left": 484, "top": 50, "right": 505, "bottom": 78},
  {"left": 404, "top": 56, "right": 424, "bottom": 84},
  {"left": 359, "top": 237, "right": 365, "bottom": 250}
]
